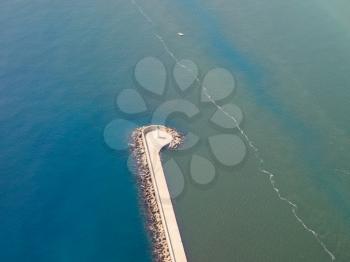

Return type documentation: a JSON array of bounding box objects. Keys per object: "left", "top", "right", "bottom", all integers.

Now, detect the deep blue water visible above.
[
  {"left": 1, "top": 0, "right": 350, "bottom": 261},
  {"left": 0, "top": 1, "right": 151, "bottom": 261}
]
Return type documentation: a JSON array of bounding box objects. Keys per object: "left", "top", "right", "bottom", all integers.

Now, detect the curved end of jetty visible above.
[{"left": 130, "top": 125, "right": 187, "bottom": 262}]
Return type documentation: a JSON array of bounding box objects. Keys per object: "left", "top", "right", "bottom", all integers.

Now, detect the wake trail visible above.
[{"left": 130, "top": 0, "right": 336, "bottom": 260}]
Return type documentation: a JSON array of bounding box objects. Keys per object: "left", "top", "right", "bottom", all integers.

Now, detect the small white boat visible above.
[{"left": 177, "top": 32, "right": 184, "bottom": 36}]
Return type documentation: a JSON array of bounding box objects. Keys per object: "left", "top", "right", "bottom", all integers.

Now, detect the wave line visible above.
[{"left": 129, "top": 0, "right": 335, "bottom": 260}]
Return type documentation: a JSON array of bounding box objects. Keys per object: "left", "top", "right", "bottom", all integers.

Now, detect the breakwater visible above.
[{"left": 130, "top": 125, "right": 186, "bottom": 262}]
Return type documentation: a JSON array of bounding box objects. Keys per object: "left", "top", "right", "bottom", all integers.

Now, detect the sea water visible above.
[{"left": 1, "top": 0, "right": 350, "bottom": 261}]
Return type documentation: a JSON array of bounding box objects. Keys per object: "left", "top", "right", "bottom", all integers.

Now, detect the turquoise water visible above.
[
  {"left": 0, "top": 1, "right": 151, "bottom": 261},
  {"left": 1, "top": 0, "right": 350, "bottom": 261}
]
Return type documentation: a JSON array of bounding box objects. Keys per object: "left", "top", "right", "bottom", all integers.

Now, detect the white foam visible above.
[{"left": 129, "top": 1, "right": 336, "bottom": 260}]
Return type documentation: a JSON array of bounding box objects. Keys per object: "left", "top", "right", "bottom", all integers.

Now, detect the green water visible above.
[
  {"left": 1, "top": 0, "right": 349, "bottom": 261},
  {"left": 131, "top": 0, "right": 350, "bottom": 261}
]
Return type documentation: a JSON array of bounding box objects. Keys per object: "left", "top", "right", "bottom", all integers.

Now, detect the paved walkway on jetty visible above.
[{"left": 141, "top": 125, "right": 187, "bottom": 262}]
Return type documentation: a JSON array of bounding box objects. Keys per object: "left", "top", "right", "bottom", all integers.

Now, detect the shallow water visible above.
[{"left": 1, "top": 0, "right": 350, "bottom": 261}]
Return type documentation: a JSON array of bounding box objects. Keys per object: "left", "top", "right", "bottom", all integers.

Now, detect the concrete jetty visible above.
[{"left": 130, "top": 125, "right": 187, "bottom": 262}]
